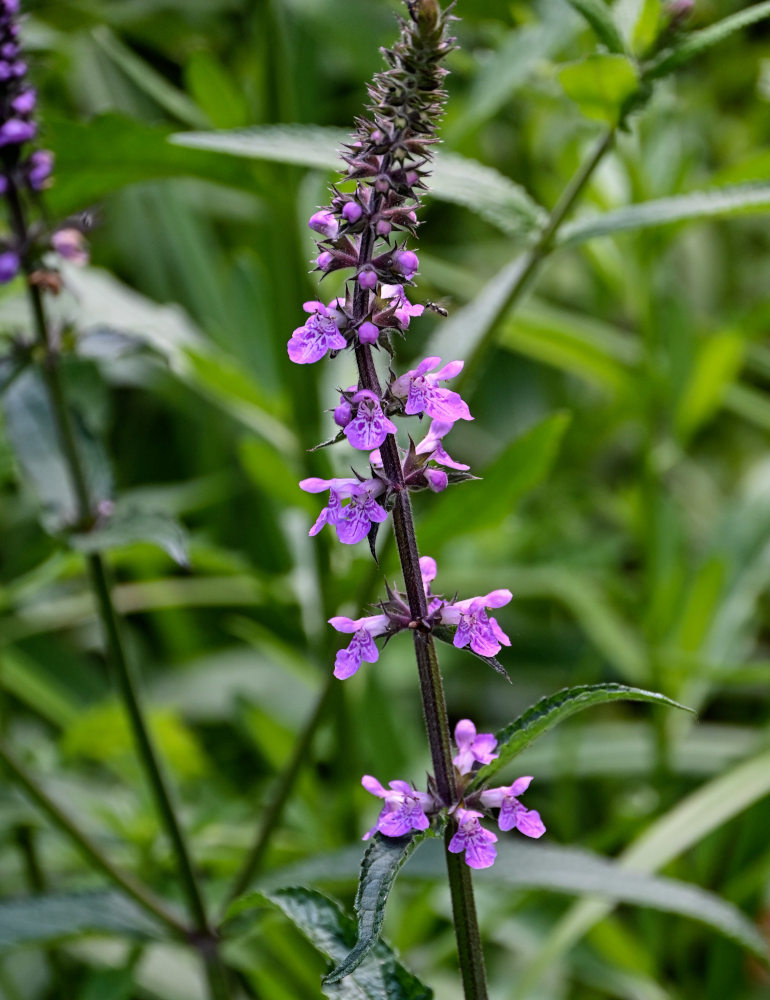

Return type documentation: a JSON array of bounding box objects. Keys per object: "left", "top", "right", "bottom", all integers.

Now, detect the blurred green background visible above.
[{"left": 1, "top": 0, "right": 770, "bottom": 997}]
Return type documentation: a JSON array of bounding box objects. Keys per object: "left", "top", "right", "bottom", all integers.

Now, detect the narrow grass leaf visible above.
[
  {"left": 468, "top": 683, "right": 693, "bottom": 791},
  {"left": 324, "top": 832, "right": 430, "bottom": 984},
  {"left": 558, "top": 54, "right": 638, "bottom": 124},
  {"left": 566, "top": 0, "right": 626, "bottom": 53}
]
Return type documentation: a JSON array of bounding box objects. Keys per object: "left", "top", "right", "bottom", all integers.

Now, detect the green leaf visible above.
[
  {"left": 631, "top": 0, "right": 662, "bottom": 55},
  {"left": 324, "top": 832, "right": 430, "bottom": 985},
  {"left": 675, "top": 332, "right": 745, "bottom": 441},
  {"left": 558, "top": 53, "right": 639, "bottom": 123},
  {"left": 184, "top": 50, "right": 250, "bottom": 128},
  {"left": 0, "top": 891, "right": 158, "bottom": 952},
  {"left": 226, "top": 887, "right": 432, "bottom": 1000},
  {"left": 645, "top": 1, "right": 770, "bottom": 81},
  {"left": 516, "top": 748, "right": 770, "bottom": 995},
  {"left": 433, "top": 624, "right": 510, "bottom": 679},
  {"left": 468, "top": 683, "right": 693, "bottom": 791},
  {"left": 566, "top": 0, "right": 626, "bottom": 53},
  {"left": 170, "top": 126, "right": 546, "bottom": 239},
  {"left": 419, "top": 412, "right": 571, "bottom": 550},
  {"left": 560, "top": 183, "right": 770, "bottom": 246},
  {"left": 68, "top": 503, "right": 190, "bottom": 567},
  {"left": 2, "top": 368, "right": 112, "bottom": 531}
]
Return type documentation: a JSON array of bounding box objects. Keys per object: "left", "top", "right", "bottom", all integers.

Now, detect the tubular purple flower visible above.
[
  {"left": 300, "top": 475, "right": 388, "bottom": 545},
  {"left": 361, "top": 775, "right": 434, "bottom": 838},
  {"left": 415, "top": 420, "right": 470, "bottom": 470},
  {"left": 480, "top": 777, "right": 546, "bottom": 838},
  {"left": 308, "top": 209, "right": 339, "bottom": 239},
  {"left": 452, "top": 719, "right": 499, "bottom": 774},
  {"left": 448, "top": 808, "right": 498, "bottom": 869},
  {"left": 330, "top": 614, "right": 390, "bottom": 679},
  {"left": 379, "top": 283, "right": 424, "bottom": 328},
  {"left": 10, "top": 87, "right": 34, "bottom": 114},
  {"left": 391, "top": 357, "right": 473, "bottom": 422},
  {"left": 27, "top": 149, "right": 53, "bottom": 190},
  {"left": 440, "top": 589, "right": 513, "bottom": 657},
  {"left": 287, "top": 300, "right": 347, "bottom": 364},
  {"left": 343, "top": 389, "right": 397, "bottom": 450}
]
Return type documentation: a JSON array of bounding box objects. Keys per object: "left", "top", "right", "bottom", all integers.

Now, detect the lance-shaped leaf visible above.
[
  {"left": 566, "top": 0, "right": 626, "bottom": 54},
  {"left": 225, "top": 886, "right": 432, "bottom": 1000},
  {"left": 645, "top": 1, "right": 770, "bottom": 81},
  {"left": 324, "top": 831, "right": 431, "bottom": 985},
  {"left": 467, "top": 683, "right": 693, "bottom": 791},
  {"left": 68, "top": 503, "right": 190, "bottom": 567}
]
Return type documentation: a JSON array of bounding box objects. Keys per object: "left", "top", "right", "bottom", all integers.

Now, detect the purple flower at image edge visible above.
[
  {"left": 329, "top": 613, "right": 389, "bottom": 679},
  {"left": 480, "top": 777, "right": 546, "bottom": 838},
  {"left": 452, "top": 719, "right": 499, "bottom": 775},
  {"left": 448, "top": 808, "right": 498, "bottom": 869},
  {"left": 361, "top": 775, "right": 434, "bottom": 839}
]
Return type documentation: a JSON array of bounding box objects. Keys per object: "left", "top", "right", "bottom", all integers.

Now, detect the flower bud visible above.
[
  {"left": 308, "top": 209, "right": 339, "bottom": 239},
  {"left": 0, "top": 249, "right": 20, "bottom": 283},
  {"left": 334, "top": 401, "right": 353, "bottom": 427},
  {"left": 358, "top": 321, "right": 379, "bottom": 344},
  {"left": 357, "top": 266, "right": 378, "bottom": 290},
  {"left": 342, "top": 201, "right": 363, "bottom": 224},
  {"left": 393, "top": 248, "right": 419, "bottom": 279},
  {"left": 317, "top": 250, "right": 335, "bottom": 271}
]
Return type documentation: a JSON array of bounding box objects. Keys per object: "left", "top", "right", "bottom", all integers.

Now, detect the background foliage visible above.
[{"left": 2, "top": 0, "right": 770, "bottom": 997}]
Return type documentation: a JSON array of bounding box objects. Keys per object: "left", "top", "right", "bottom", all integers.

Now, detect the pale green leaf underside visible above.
[
  {"left": 561, "top": 183, "right": 770, "bottom": 246},
  {"left": 469, "top": 683, "right": 693, "bottom": 790},
  {"left": 0, "top": 891, "right": 159, "bottom": 952},
  {"left": 170, "top": 126, "right": 546, "bottom": 238},
  {"left": 227, "top": 887, "right": 432, "bottom": 1000},
  {"left": 324, "top": 832, "right": 430, "bottom": 984}
]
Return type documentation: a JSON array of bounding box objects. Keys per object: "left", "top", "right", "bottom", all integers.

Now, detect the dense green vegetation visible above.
[{"left": 2, "top": 1, "right": 770, "bottom": 997}]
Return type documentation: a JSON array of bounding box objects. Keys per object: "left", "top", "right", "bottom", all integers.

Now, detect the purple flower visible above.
[
  {"left": 448, "top": 808, "right": 498, "bottom": 869},
  {"left": 419, "top": 556, "right": 444, "bottom": 614},
  {"left": 10, "top": 87, "right": 34, "bottom": 115},
  {"left": 440, "top": 589, "right": 512, "bottom": 657},
  {"left": 344, "top": 390, "right": 397, "bottom": 450},
  {"left": 480, "top": 777, "right": 546, "bottom": 838},
  {"left": 333, "top": 394, "right": 353, "bottom": 428},
  {"left": 0, "top": 249, "right": 19, "bottom": 283},
  {"left": 27, "top": 149, "right": 53, "bottom": 190},
  {"left": 299, "top": 475, "right": 388, "bottom": 545},
  {"left": 392, "top": 248, "right": 418, "bottom": 279},
  {"left": 452, "top": 719, "right": 499, "bottom": 775},
  {"left": 329, "top": 614, "right": 390, "bottom": 679},
  {"left": 391, "top": 357, "right": 473, "bottom": 422},
  {"left": 380, "top": 283, "right": 424, "bottom": 328},
  {"left": 361, "top": 775, "right": 434, "bottom": 838},
  {"left": 0, "top": 117, "right": 35, "bottom": 146},
  {"left": 316, "top": 250, "right": 335, "bottom": 270},
  {"left": 425, "top": 467, "right": 448, "bottom": 492},
  {"left": 51, "top": 228, "right": 89, "bottom": 266},
  {"left": 308, "top": 209, "right": 339, "bottom": 239},
  {"left": 415, "top": 420, "right": 469, "bottom": 470},
  {"left": 357, "top": 265, "right": 378, "bottom": 290},
  {"left": 287, "top": 300, "right": 347, "bottom": 364}
]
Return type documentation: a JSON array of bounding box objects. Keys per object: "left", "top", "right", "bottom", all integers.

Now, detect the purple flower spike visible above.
[
  {"left": 361, "top": 775, "right": 434, "bottom": 839},
  {"left": 392, "top": 248, "right": 419, "bottom": 279},
  {"left": 358, "top": 321, "right": 379, "bottom": 345},
  {"left": 448, "top": 808, "right": 498, "bottom": 869},
  {"left": 480, "top": 777, "right": 546, "bottom": 838},
  {"left": 330, "top": 614, "right": 390, "bottom": 679},
  {"left": 415, "top": 420, "right": 470, "bottom": 470},
  {"left": 440, "top": 589, "right": 512, "bottom": 657},
  {"left": 308, "top": 209, "right": 339, "bottom": 239},
  {"left": 380, "top": 284, "right": 423, "bottom": 328},
  {"left": 287, "top": 301, "right": 346, "bottom": 364},
  {"left": 344, "top": 390, "right": 397, "bottom": 450},
  {"left": 0, "top": 249, "right": 20, "bottom": 283},
  {"left": 391, "top": 357, "right": 473, "bottom": 422},
  {"left": 452, "top": 719, "right": 499, "bottom": 775}
]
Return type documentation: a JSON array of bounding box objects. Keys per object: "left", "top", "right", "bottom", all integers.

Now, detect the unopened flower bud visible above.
[
  {"left": 11, "top": 87, "right": 35, "bottom": 114},
  {"left": 308, "top": 209, "right": 339, "bottom": 239},
  {"left": 393, "top": 248, "right": 419, "bottom": 279},
  {"left": 334, "top": 401, "right": 353, "bottom": 427},
  {"left": 358, "top": 321, "right": 379, "bottom": 344},
  {"left": 376, "top": 219, "right": 392, "bottom": 236},
  {"left": 425, "top": 467, "right": 448, "bottom": 492},
  {"left": 342, "top": 201, "right": 363, "bottom": 224},
  {"left": 0, "top": 117, "right": 35, "bottom": 146},
  {"left": 27, "top": 149, "right": 53, "bottom": 190},
  {"left": 357, "top": 266, "right": 378, "bottom": 290},
  {"left": 317, "top": 250, "right": 335, "bottom": 271}
]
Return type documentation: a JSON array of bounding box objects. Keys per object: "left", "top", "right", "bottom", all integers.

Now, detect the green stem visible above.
[
  {"left": 0, "top": 741, "right": 188, "bottom": 937},
  {"left": 3, "top": 176, "right": 231, "bottom": 998},
  {"left": 457, "top": 126, "right": 616, "bottom": 394},
  {"left": 13, "top": 822, "right": 69, "bottom": 986}
]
